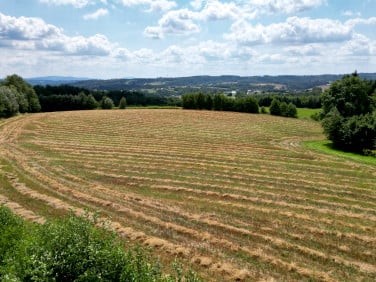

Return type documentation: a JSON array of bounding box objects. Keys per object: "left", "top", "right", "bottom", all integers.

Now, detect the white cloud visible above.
[
  {"left": 341, "top": 34, "right": 374, "bottom": 56},
  {"left": 284, "top": 44, "right": 322, "bottom": 56},
  {"left": 119, "top": 0, "right": 177, "bottom": 12},
  {"left": 144, "top": 1, "right": 245, "bottom": 39},
  {"left": 198, "top": 0, "right": 240, "bottom": 21},
  {"left": 83, "top": 8, "right": 109, "bottom": 20},
  {"left": 244, "top": 0, "right": 326, "bottom": 14},
  {"left": 225, "top": 17, "right": 352, "bottom": 45},
  {"left": 0, "top": 12, "right": 114, "bottom": 56},
  {"left": 0, "top": 12, "right": 62, "bottom": 40},
  {"left": 144, "top": 9, "right": 200, "bottom": 38},
  {"left": 39, "top": 0, "right": 91, "bottom": 8},
  {"left": 190, "top": 0, "right": 204, "bottom": 10},
  {"left": 342, "top": 10, "right": 361, "bottom": 17},
  {"left": 345, "top": 17, "right": 376, "bottom": 28}
]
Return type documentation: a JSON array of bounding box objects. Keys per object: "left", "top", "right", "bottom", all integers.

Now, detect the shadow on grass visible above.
[{"left": 303, "top": 140, "right": 376, "bottom": 166}]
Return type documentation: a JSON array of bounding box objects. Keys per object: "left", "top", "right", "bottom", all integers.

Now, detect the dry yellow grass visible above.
[{"left": 0, "top": 109, "right": 375, "bottom": 281}]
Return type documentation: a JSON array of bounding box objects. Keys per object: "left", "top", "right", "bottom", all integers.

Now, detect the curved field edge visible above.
[
  {"left": 303, "top": 140, "right": 376, "bottom": 166},
  {"left": 0, "top": 109, "right": 375, "bottom": 281}
]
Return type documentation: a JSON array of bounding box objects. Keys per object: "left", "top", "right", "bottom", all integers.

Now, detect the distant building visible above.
[
  {"left": 247, "top": 90, "right": 262, "bottom": 95},
  {"left": 226, "top": 90, "right": 237, "bottom": 98}
]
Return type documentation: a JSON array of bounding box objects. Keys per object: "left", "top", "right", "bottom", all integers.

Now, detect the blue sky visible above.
[{"left": 1, "top": 0, "right": 376, "bottom": 78}]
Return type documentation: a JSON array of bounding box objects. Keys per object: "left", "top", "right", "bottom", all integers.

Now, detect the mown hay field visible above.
[{"left": 0, "top": 109, "right": 375, "bottom": 281}]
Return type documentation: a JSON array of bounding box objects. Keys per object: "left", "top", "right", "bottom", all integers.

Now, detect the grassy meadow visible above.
[{"left": 0, "top": 109, "right": 375, "bottom": 281}]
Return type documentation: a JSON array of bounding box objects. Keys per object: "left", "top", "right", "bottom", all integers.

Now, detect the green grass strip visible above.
[{"left": 304, "top": 140, "right": 376, "bottom": 166}]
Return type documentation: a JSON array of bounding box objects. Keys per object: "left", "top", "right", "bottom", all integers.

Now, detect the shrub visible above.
[
  {"left": 0, "top": 208, "right": 202, "bottom": 282},
  {"left": 0, "top": 206, "right": 25, "bottom": 265},
  {"left": 286, "top": 103, "right": 298, "bottom": 118},
  {"left": 119, "top": 96, "right": 127, "bottom": 109},
  {"left": 101, "top": 96, "right": 114, "bottom": 109},
  {"left": 85, "top": 94, "right": 99, "bottom": 109},
  {"left": 269, "top": 99, "right": 281, "bottom": 116}
]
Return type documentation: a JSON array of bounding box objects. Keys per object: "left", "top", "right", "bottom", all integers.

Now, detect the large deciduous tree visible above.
[
  {"left": 0, "top": 86, "right": 19, "bottom": 118},
  {"left": 321, "top": 73, "right": 376, "bottom": 153},
  {"left": 2, "top": 74, "right": 41, "bottom": 113}
]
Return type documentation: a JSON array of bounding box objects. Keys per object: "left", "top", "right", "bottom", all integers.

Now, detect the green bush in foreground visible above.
[{"left": 0, "top": 207, "right": 201, "bottom": 282}]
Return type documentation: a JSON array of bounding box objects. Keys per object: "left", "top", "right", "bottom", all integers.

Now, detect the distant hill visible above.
[
  {"left": 25, "top": 73, "right": 376, "bottom": 95},
  {"left": 67, "top": 73, "right": 376, "bottom": 95},
  {"left": 26, "top": 76, "right": 92, "bottom": 86}
]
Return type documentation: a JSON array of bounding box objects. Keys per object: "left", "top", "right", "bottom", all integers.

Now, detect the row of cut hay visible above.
[{"left": 1, "top": 110, "right": 375, "bottom": 281}]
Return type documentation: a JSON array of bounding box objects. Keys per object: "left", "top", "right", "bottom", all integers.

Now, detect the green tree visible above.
[
  {"left": 195, "top": 93, "right": 206, "bottom": 110},
  {"left": 0, "top": 86, "right": 19, "bottom": 118},
  {"left": 85, "top": 94, "right": 98, "bottom": 109},
  {"left": 321, "top": 73, "right": 374, "bottom": 118},
  {"left": 269, "top": 99, "right": 281, "bottom": 116},
  {"left": 286, "top": 103, "right": 297, "bottom": 118},
  {"left": 2, "top": 74, "right": 41, "bottom": 113},
  {"left": 321, "top": 73, "right": 376, "bottom": 152},
  {"left": 119, "top": 96, "right": 127, "bottom": 109},
  {"left": 213, "top": 94, "right": 226, "bottom": 111},
  {"left": 182, "top": 94, "right": 196, "bottom": 109},
  {"left": 205, "top": 94, "right": 213, "bottom": 110},
  {"left": 235, "top": 96, "right": 259, "bottom": 113},
  {"left": 101, "top": 96, "right": 114, "bottom": 109},
  {"left": 279, "top": 102, "right": 288, "bottom": 117}
]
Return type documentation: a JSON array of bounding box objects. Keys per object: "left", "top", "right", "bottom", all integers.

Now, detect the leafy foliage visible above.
[
  {"left": 0, "top": 74, "right": 41, "bottom": 118},
  {"left": 321, "top": 73, "right": 376, "bottom": 153},
  {"left": 0, "top": 86, "right": 19, "bottom": 118},
  {"left": 256, "top": 93, "right": 321, "bottom": 109},
  {"left": 119, "top": 96, "right": 127, "bottom": 109},
  {"left": 3, "top": 74, "right": 41, "bottom": 113},
  {"left": 269, "top": 99, "right": 297, "bottom": 118},
  {"left": 100, "top": 96, "right": 115, "bottom": 109},
  {"left": 0, "top": 207, "right": 202, "bottom": 282}
]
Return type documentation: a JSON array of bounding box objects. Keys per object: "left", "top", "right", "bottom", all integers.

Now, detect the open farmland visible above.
[{"left": 0, "top": 109, "right": 375, "bottom": 281}]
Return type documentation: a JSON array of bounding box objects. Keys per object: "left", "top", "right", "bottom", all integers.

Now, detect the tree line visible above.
[
  {"left": 181, "top": 92, "right": 298, "bottom": 118},
  {"left": 256, "top": 93, "right": 321, "bottom": 109},
  {"left": 34, "top": 86, "right": 180, "bottom": 112},
  {"left": 182, "top": 93, "right": 259, "bottom": 114}
]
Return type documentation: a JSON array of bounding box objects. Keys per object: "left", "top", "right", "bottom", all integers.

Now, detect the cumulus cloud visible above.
[
  {"left": 244, "top": 0, "right": 326, "bottom": 14},
  {"left": 190, "top": 0, "right": 204, "bottom": 10},
  {"left": 225, "top": 17, "right": 352, "bottom": 45},
  {"left": 39, "top": 0, "right": 91, "bottom": 8},
  {"left": 83, "top": 8, "right": 108, "bottom": 20},
  {"left": 341, "top": 34, "right": 374, "bottom": 56},
  {"left": 0, "top": 12, "right": 114, "bottom": 56},
  {"left": 0, "top": 12, "right": 62, "bottom": 40},
  {"left": 284, "top": 44, "right": 322, "bottom": 56},
  {"left": 144, "top": 9, "right": 199, "bottom": 38},
  {"left": 198, "top": 0, "right": 241, "bottom": 21},
  {"left": 144, "top": 1, "right": 244, "bottom": 39},
  {"left": 345, "top": 17, "right": 376, "bottom": 27},
  {"left": 119, "top": 0, "right": 177, "bottom": 12}
]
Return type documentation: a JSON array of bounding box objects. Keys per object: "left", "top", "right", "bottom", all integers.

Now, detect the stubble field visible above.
[{"left": 0, "top": 109, "right": 375, "bottom": 281}]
